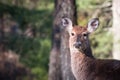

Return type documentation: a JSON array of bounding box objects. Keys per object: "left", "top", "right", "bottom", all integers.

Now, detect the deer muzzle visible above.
[{"left": 73, "top": 42, "right": 82, "bottom": 49}]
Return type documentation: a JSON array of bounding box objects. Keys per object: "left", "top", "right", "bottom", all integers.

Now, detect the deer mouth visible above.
[
  {"left": 73, "top": 43, "right": 86, "bottom": 52},
  {"left": 74, "top": 44, "right": 83, "bottom": 51},
  {"left": 74, "top": 42, "right": 81, "bottom": 48}
]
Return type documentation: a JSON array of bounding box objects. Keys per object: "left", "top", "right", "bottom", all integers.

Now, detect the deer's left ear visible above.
[
  {"left": 62, "top": 18, "right": 73, "bottom": 33},
  {"left": 87, "top": 18, "right": 99, "bottom": 33}
]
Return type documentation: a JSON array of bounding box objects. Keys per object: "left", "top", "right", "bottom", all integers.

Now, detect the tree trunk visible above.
[
  {"left": 48, "top": 0, "right": 62, "bottom": 80},
  {"left": 48, "top": 27, "right": 62, "bottom": 80},
  {"left": 49, "top": 0, "right": 77, "bottom": 80},
  {"left": 0, "top": 15, "right": 4, "bottom": 42},
  {"left": 59, "top": 0, "right": 77, "bottom": 79},
  {"left": 112, "top": 0, "right": 120, "bottom": 59}
]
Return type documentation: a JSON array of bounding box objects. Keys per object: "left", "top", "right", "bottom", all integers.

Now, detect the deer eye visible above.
[
  {"left": 71, "top": 33, "right": 75, "bottom": 36},
  {"left": 83, "top": 33, "right": 87, "bottom": 37}
]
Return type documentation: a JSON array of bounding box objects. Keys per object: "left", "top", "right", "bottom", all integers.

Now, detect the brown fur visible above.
[{"left": 69, "top": 26, "right": 120, "bottom": 80}]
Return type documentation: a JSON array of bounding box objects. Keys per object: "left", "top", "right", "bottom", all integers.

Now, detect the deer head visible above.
[{"left": 62, "top": 18, "right": 99, "bottom": 56}]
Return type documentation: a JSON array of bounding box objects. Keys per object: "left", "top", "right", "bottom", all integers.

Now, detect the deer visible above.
[{"left": 62, "top": 18, "right": 120, "bottom": 80}]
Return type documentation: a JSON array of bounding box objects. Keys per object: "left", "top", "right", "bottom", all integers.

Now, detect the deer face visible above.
[
  {"left": 69, "top": 26, "right": 89, "bottom": 52},
  {"left": 62, "top": 18, "right": 99, "bottom": 53}
]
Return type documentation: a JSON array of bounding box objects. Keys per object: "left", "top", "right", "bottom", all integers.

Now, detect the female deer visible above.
[{"left": 62, "top": 18, "right": 120, "bottom": 80}]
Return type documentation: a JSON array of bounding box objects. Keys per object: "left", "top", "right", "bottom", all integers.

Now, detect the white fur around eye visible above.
[
  {"left": 84, "top": 36, "right": 87, "bottom": 39},
  {"left": 82, "top": 32, "right": 87, "bottom": 39}
]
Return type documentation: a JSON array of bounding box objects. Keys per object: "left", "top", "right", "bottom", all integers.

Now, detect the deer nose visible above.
[{"left": 74, "top": 42, "right": 81, "bottom": 48}]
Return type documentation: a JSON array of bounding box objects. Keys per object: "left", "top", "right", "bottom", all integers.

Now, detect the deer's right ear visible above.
[
  {"left": 62, "top": 18, "right": 73, "bottom": 33},
  {"left": 87, "top": 18, "right": 99, "bottom": 33}
]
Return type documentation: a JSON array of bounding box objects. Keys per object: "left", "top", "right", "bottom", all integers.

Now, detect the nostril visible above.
[
  {"left": 78, "top": 43, "right": 81, "bottom": 46},
  {"left": 78, "top": 42, "right": 81, "bottom": 45},
  {"left": 74, "top": 42, "right": 81, "bottom": 48}
]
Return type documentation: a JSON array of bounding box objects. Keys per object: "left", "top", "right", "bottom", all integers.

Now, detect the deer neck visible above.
[
  {"left": 84, "top": 44, "right": 94, "bottom": 58},
  {"left": 70, "top": 49, "right": 95, "bottom": 80}
]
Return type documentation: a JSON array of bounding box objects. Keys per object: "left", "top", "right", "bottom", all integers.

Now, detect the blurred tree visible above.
[
  {"left": 112, "top": 0, "right": 120, "bottom": 59},
  {"left": 0, "top": 2, "right": 33, "bottom": 80},
  {"left": 49, "top": 0, "right": 77, "bottom": 80},
  {"left": 48, "top": 0, "right": 62, "bottom": 79},
  {"left": 0, "top": 14, "right": 4, "bottom": 41},
  {"left": 0, "top": 0, "right": 53, "bottom": 80}
]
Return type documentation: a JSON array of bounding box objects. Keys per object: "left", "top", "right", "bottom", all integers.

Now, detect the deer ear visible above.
[
  {"left": 62, "top": 18, "right": 73, "bottom": 32},
  {"left": 87, "top": 18, "right": 99, "bottom": 33}
]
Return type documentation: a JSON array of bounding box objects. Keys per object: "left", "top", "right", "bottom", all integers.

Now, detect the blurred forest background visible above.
[{"left": 0, "top": 0, "right": 118, "bottom": 80}]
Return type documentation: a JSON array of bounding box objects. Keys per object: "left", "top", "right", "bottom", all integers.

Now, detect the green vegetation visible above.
[
  {"left": 0, "top": 0, "right": 53, "bottom": 80},
  {"left": 77, "top": 0, "right": 112, "bottom": 59}
]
